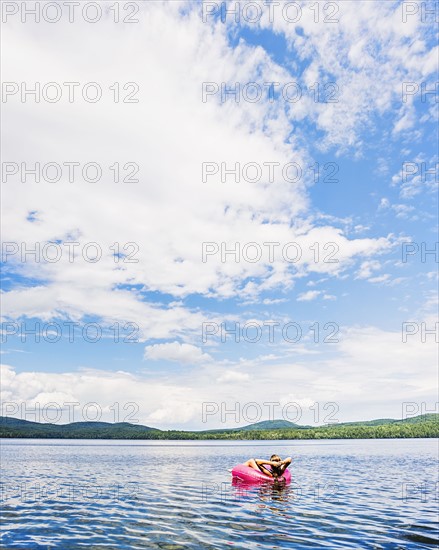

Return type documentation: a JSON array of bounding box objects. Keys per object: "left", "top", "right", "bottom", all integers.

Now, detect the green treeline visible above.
[{"left": 1, "top": 418, "right": 437, "bottom": 440}]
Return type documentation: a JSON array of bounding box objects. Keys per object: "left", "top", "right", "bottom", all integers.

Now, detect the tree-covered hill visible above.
[{"left": 0, "top": 414, "right": 437, "bottom": 440}]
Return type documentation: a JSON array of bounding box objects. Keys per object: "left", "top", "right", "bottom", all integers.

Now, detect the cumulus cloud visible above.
[
  {"left": 297, "top": 290, "right": 321, "bottom": 301},
  {"left": 368, "top": 274, "right": 391, "bottom": 284},
  {"left": 216, "top": 370, "right": 250, "bottom": 383},
  {"left": 1, "top": 0, "right": 400, "bottom": 338},
  {"left": 251, "top": 0, "right": 438, "bottom": 150},
  {"left": 355, "top": 260, "right": 381, "bottom": 279},
  {"left": 2, "top": 305, "right": 436, "bottom": 428},
  {"left": 1, "top": 1, "right": 437, "bottom": 427},
  {"left": 144, "top": 341, "right": 212, "bottom": 364}
]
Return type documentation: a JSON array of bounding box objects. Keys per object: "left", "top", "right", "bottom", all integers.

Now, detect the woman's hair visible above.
[{"left": 270, "top": 454, "right": 282, "bottom": 476}]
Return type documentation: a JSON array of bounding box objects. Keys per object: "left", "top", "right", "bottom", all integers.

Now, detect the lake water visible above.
[{"left": 0, "top": 438, "right": 437, "bottom": 549}]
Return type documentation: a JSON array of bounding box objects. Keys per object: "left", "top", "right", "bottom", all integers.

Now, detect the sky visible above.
[{"left": 1, "top": 0, "right": 438, "bottom": 430}]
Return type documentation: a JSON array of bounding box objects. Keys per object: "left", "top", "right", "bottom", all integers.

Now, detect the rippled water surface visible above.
[{"left": 1, "top": 438, "right": 438, "bottom": 549}]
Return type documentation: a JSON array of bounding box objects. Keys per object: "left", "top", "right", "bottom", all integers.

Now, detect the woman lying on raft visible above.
[{"left": 243, "top": 454, "right": 292, "bottom": 479}]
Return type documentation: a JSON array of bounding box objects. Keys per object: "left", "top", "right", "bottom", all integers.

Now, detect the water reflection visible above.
[{"left": 231, "top": 476, "right": 295, "bottom": 504}]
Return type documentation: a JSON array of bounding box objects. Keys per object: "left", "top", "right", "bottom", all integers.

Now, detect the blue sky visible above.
[{"left": 1, "top": 0, "right": 438, "bottom": 429}]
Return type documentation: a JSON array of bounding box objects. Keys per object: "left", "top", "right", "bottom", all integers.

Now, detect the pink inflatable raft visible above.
[{"left": 231, "top": 464, "right": 291, "bottom": 483}]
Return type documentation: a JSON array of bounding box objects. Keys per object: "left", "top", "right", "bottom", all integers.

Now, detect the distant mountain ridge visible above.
[
  {"left": 239, "top": 419, "right": 311, "bottom": 430},
  {"left": 0, "top": 418, "right": 154, "bottom": 429},
  {"left": 0, "top": 414, "right": 437, "bottom": 440},
  {"left": 0, "top": 416, "right": 159, "bottom": 435},
  {"left": 202, "top": 419, "right": 309, "bottom": 433}
]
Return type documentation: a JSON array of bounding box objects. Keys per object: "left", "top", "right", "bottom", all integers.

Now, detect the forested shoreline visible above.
[{"left": 1, "top": 415, "right": 437, "bottom": 440}]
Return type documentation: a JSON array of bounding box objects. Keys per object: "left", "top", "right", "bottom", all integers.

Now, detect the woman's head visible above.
[{"left": 270, "top": 454, "right": 281, "bottom": 462}]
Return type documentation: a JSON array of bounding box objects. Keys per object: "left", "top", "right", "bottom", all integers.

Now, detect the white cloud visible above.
[
  {"left": 144, "top": 341, "right": 212, "bottom": 364},
  {"left": 250, "top": 0, "right": 438, "bottom": 150},
  {"left": 297, "top": 290, "right": 321, "bottom": 301},
  {"left": 392, "top": 204, "right": 416, "bottom": 219},
  {"left": 261, "top": 298, "right": 288, "bottom": 305},
  {"left": 368, "top": 274, "right": 391, "bottom": 284},
  {"left": 379, "top": 198, "right": 390, "bottom": 210},
  {"left": 355, "top": 260, "right": 381, "bottom": 279},
  {"left": 1, "top": 1, "right": 437, "bottom": 428},
  {"left": 216, "top": 370, "right": 250, "bottom": 383},
  {"left": 2, "top": 309, "right": 436, "bottom": 428},
  {"left": 1, "top": 0, "right": 400, "bottom": 337}
]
